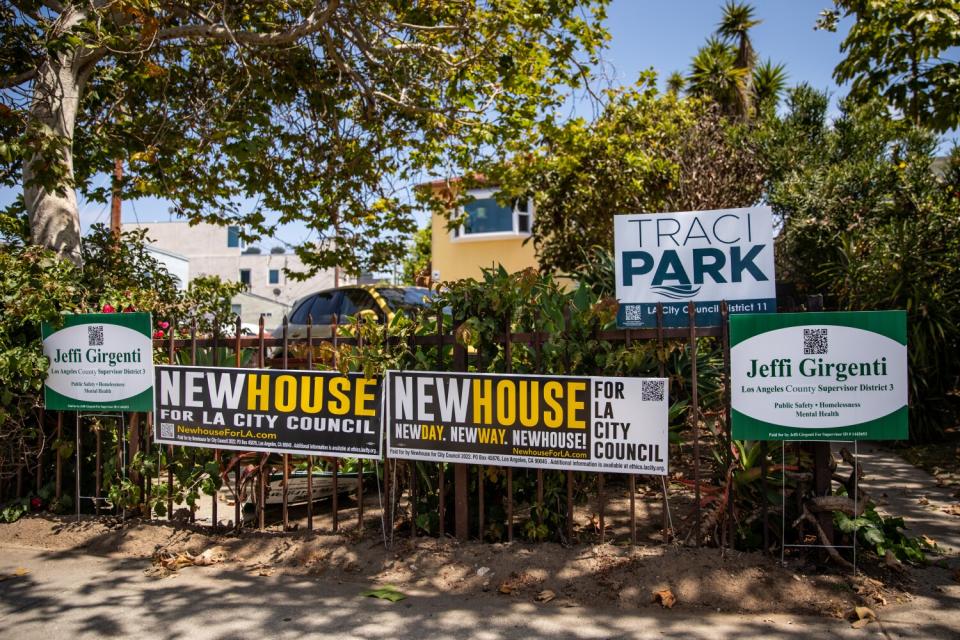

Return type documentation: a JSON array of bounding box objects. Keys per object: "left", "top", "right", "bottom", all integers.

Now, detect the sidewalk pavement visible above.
[
  {"left": 0, "top": 547, "right": 957, "bottom": 640},
  {"left": 1, "top": 444, "right": 958, "bottom": 639},
  {"left": 855, "top": 442, "right": 960, "bottom": 556}
]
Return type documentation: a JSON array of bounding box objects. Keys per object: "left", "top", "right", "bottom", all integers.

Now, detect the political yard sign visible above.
[
  {"left": 154, "top": 366, "right": 382, "bottom": 458},
  {"left": 614, "top": 207, "right": 776, "bottom": 328},
  {"left": 42, "top": 312, "right": 154, "bottom": 411},
  {"left": 385, "top": 371, "right": 669, "bottom": 475},
  {"left": 731, "top": 311, "right": 908, "bottom": 441}
]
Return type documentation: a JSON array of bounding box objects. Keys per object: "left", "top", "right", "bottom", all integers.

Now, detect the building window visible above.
[
  {"left": 227, "top": 226, "right": 241, "bottom": 248},
  {"left": 239, "top": 269, "right": 251, "bottom": 288},
  {"left": 453, "top": 189, "right": 533, "bottom": 240},
  {"left": 231, "top": 304, "right": 242, "bottom": 316},
  {"left": 268, "top": 269, "right": 280, "bottom": 285}
]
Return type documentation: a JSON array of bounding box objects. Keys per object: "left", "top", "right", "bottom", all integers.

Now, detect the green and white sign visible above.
[
  {"left": 731, "top": 311, "right": 907, "bottom": 440},
  {"left": 42, "top": 313, "right": 155, "bottom": 411}
]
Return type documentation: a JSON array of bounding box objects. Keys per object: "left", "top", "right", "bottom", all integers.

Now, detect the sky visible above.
[{"left": 2, "top": 1, "right": 853, "bottom": 245}]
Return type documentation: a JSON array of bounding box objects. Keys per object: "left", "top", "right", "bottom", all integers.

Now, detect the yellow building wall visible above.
[{"left": 431, "top": 211, "right": 538, "bottom": 283}]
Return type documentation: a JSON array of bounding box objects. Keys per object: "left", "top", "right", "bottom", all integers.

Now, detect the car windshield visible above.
[{"left": 377, "top": 287, "right": 435, "bottom": 314}]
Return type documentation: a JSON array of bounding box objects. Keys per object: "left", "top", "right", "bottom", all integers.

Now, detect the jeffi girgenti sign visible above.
[
  {"left": 730, "top": 311, "right": 908, "bottom": 440},
  {"left": 614, "top": 207, "right": 776, "bottom": 328},
  {"left": 42, "top": 312, "right": 154, "bottom": 411}
]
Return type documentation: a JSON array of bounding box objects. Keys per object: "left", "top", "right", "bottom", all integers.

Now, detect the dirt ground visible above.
[{"left": 0, "top": 496, "right": 924, "bottom": 621}]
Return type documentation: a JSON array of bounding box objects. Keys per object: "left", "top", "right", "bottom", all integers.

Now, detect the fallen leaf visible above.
[
  {"left": 943, "top": 504, "right": 960, "bottom": 516},
  {"left": 651, "top": 588, "right": 676, "bottom": 609},
  {"left": 0, "top": 568, "right": 29, "bottom": 582},
  {"left": 917, "top": 496, "right": 929, "bottom": 506},
  {"left": 920, "top": 535, "right": 937, "bottom": 548},
  {"left": 849, "top": 606, "right": 876, "bottom": 629},
  {"left": 535, "top": 589, "right": 556, "bottom": 603},
  {"left": 361, "top": 585, "right": 406, "bottom": 602},
  {"left": 498, "top": 583, "right": 513, "bottom": 595}
]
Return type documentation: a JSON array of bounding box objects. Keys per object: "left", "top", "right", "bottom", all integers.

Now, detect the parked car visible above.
[{"left": 274, "top": 285, "right": 437, "bottom": 340}]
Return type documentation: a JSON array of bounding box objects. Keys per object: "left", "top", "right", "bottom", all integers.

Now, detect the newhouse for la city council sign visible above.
[{"left": 730, "top": 311, "right": 908, "bottom": 441}]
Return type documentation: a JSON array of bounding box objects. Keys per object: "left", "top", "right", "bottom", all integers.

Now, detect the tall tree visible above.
[
  {"left": 0, "top": 1, "right": 609, "bottom": 272},
  {"left": 752, "top": 59, "right": 788, "bottom": 114},
  {"left": 715, "top": 0, "right": 760, "bottom": 117},
  {"left": 819, "top": 0, "right": 960, "bottom": 132},
  {"left": 686, "top": 36, "right": 746, "bottom": 116}
]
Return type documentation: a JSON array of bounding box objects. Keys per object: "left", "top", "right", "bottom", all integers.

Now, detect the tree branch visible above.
[
  {"left": 0, "top": 68, "right": 37, "bottom": 89},
  {"left": 157, "top": 0, "right": 339, "bottom": 46}
]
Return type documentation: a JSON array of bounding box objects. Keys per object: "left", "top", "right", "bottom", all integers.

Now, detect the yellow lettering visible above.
[
  {"left": 275, "top": 375, "right": 297, "bottom": 412},
  {"left": 519, "top": 380, "right": 539, "bottom": 427},
  {"left": 300, "top": 376, "right": 324, "bottom": 414},
  {"left": 496, "top": 380, "right": 516, "bottom": 426},
  {"left": 329, "top": 377, "right": 351, "bottom": 415},
  {"left": 567, "top": 381, "right": 586, "bottom": 429},
  {"left": 473, "top": 378, "right": 492, "bottom": 424},
  {"left": 543, "top": 381, "right": 563, "bottom": 428},
  {"left": 246, "top": 374, "right": 269, "bottom": 411},
  {"left": 355, "top": 378, "right": 376, "bottom": 417}
]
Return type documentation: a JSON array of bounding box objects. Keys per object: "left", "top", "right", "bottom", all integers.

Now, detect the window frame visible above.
[
  {"left": 451, "top": 188, "right": 534, "bottom": 242},
  {"left": 227, "top": 225, "right": 245, "bottom": 249},
  {"left": 268, "top": 269, "right": 280, "bottom": 285}
]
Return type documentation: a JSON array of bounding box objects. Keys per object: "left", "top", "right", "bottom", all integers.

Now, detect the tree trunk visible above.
[{"left": 23, "top": 9, "right": 88, "bottom": 266}]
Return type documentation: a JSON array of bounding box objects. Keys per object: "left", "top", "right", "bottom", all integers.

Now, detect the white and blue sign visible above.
[{"left": 614, "top": 207, "right": 777, "bottom": 328}]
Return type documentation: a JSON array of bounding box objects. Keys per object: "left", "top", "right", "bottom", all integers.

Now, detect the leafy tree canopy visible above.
[
  {"left": 759, "top": 85, "right": 960, "bottom": 438},
  {"left": 819, "top": 0, "right": 960, "bottom": 132},
  {"left": 0, "top": 0, "right": 609, "bottom": 274},
  {"left": 400, "top": 223, "right": 431, "bottom": 285},
  {"left": 484, "top": 73, "right": 765, "bottom": 275}
]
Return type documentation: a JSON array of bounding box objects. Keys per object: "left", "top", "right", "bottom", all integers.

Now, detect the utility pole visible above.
[{"left": 110, "top": 158, "right": 122, "bottom": 249}]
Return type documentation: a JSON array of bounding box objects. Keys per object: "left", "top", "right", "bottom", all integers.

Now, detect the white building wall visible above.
[
  {"left": 122, "top": 221, "right": 349, "bottom": 307},
  {"left": 145, "top": 246, "right": 189, "bottom": 291}
]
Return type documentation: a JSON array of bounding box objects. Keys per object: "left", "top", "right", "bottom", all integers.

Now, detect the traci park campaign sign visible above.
[
  {"left": 154, "top": 366, "right": 382, "bottom": 458},
  {"left": 42, "top": 312, "right": 154, "bottom": 411},
  {"left": 731, "top": 311, "right": 908, "bottom": 440},
  {"left": 615, "top": 207, "right": 776, "bottom": 327},
  {"left": 385, "top": 371, "right": 669, "bottom": 474}
]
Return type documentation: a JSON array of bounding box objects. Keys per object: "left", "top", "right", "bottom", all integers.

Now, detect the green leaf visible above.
[{"left": 361, "top": 585, "right": 407, "bottom": 602}]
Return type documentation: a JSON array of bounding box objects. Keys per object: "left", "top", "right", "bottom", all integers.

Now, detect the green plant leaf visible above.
[{"left": 361, "top": 585, "right": 407, "bottom": 602}]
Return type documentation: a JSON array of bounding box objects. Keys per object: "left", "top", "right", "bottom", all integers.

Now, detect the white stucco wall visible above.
[{"left": 123, "top": 221, "right": 349, "bottom": 306}]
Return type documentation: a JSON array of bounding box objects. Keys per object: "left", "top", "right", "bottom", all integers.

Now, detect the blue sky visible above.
[
  {"left": 602, "top": 1, "right": 848, "bottom": 98},
  {"left": 3, "top": 1, "right": 852, "bottom": 243}
]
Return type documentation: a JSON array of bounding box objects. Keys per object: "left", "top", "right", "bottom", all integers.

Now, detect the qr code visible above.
[
  {"left": 803, "top": 328, "right": 828, "bottom": 355},
  {"left": 624, "top": 305, "right": 643, "bottom": 323},
  {"left": 642, "top": 379, "right": 665, "bottom": 402},
  {"left": 87, "top": 324, "right": 104, "bottom": 346},
  {"left": 160, "top": 423, "right": 175, "bottom": 439}
]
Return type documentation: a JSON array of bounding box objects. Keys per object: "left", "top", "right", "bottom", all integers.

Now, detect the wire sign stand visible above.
[
  {"left": 75, "top": 412, "right": 128, "bottom": 521},
  {"left": 780, "top": 440, "right": 860, "bottom": 576}
]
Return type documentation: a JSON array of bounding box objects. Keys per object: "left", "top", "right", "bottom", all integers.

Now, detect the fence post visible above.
[
  {"left": 281, "top": 316, "right": 290, "bottom": 531},
  {"left": 807, "top": 294, "right": 834, "bottom": 546},
  {"left": 453, "top": 326, "right": 469, "bottom": 540},
  {"left": 306, "top": 314, "right": 314, "bottom": 532},
  {"left": 721, "top": 301, "right": 735, "bottom": 550},
  {"left": 688, "top": 303, "right": 700, "bottom": 547},
  {"left": 436, "top": 311, "right": 446, "bottom": 539}
]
